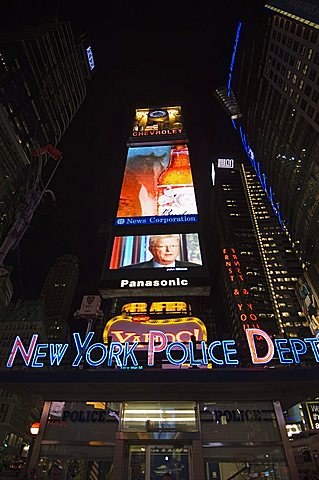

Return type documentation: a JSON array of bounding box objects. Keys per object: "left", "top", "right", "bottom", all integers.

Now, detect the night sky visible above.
[{"left": 4, "top": 1, "right": 263, "bottom": 325}]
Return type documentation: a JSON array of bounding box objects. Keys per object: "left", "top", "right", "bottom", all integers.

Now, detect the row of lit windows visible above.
[
  {"left": 272, "top": 277, "right": 297, "bottom": 282},
  {"left": 283, "top": 322, "right": 308, "bottom": 328},
  {"left": 271, "top": 34, "right": 318, "bottom": 63}
]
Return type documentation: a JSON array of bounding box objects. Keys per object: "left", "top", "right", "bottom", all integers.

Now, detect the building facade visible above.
[
  {"left": 0, "top": 20, "right": 88, "bottom": 263},
  {"left": 214, "top": 159, "right": 310, "bottom": 352},
  {"left": 40, "top": 254, "right": 79, "bottom": 341},
  {"left": 0, "top": 300, "right": 47, "bottom": 463},
  {"left": 216, "top": 1, "right": 319, "bottom": 281}
]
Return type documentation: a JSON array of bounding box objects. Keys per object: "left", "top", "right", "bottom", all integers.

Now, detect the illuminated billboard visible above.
[
  {"left": 100, "top": 232, "right": 209, "bottom": 298},
  {"left": 129, "top": 106, "right": 186, "bottom": 145},
  {"left": 305, "top": 402, "right": 319, "bottom": 430},
  {"left": 296, "top": 275, "right": 319, "bottom": 337},
  {"left": 103, "top": 303, "right": 207, "bottom": 350},
  {"left": 110, "top": 233, "right": 202, "bottom": 270},
  {"left": 115, "top": 144, "right": 198, "bottom": 226}
]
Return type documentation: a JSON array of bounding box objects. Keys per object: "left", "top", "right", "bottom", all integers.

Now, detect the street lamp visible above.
[
  {"left": 30, "top": 423, "right": 40, "bottom": 436},
  {"left": 25, "top": 422, "right": 40, "bottom": 475}
]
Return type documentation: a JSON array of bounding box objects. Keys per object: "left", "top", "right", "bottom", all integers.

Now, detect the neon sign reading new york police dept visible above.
[{"left": 6, "top": 329, "right": 319, "bottom": 369}]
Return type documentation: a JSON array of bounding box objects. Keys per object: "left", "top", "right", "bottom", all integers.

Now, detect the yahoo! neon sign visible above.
[{"left": 5, "top": 329, "right": 319, "bottom": 369}]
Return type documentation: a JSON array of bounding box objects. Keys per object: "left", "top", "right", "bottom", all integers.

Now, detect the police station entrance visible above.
[
  {"left": 119, "top": 401, "right": 198, "bottom": 480},
  {"left": 128, "top": 445, "right": 192, "bottom": 480}
]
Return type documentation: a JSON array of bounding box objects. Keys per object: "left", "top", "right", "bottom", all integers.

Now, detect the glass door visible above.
[{"left": 128, "top": 445, "right": 192, "bottom": 480}]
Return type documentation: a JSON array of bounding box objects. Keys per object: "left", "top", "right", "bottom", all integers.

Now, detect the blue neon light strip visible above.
[
  {"left": 86, "top": 46, "right": 95, "bottom": 70},
  {"left": 228, "top": 22, "right": 242, "bottom": 96},
  {"left": 238, "top": 126, "right": 283, "bottom": 226}
]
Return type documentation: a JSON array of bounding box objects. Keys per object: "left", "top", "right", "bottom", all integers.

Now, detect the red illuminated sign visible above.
[{"left": 223, "top": 248, "right": 260, "bottom": 332}]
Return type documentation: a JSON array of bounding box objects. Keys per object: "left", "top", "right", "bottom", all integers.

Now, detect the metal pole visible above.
[
  {"left": 28, "top": 401, "right": 51, "bottom": 474},
  {"left": 273, "top": 400, "right": 299, "bottom": 480}
]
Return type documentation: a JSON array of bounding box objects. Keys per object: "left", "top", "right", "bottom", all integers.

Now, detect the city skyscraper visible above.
[
  {"left": 0, "top": 299, "right": 47, "bottom": 461},
  {"left": 215, "top": 0, "right": 319, "bottom": 339},
  {"left": 0, "top": 20, "right": 89, "bottom": 280},
  {"left": 214, "top": 158, "right": 310, "bottom": 362},
  {"left": 40, "top": 254, "right": 79, "bottom": 341}
]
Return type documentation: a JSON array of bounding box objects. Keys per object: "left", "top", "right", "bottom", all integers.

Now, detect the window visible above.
[
  {"left": 299, "top": 44, "right": 305, "bottom": 56},
  {"left": 314, "top": 52, "right": 319, "bottom": 66},
  {"left": 307, "top": 48, "right": 313, "bottom": 60},
  {"left": 300, "top": 99, "right": 307, "bottom": 110},
  {"left": 304, "top": 84, "right": 311, "bottom": 96},
  {"left": 309, "top": 69, "right": 316, "bottom": 81},
  {"left": 302, "top": 64, "right": 308, "bottom": 76},
  {"left": 303, "top": 29, "right": 309, "bottom": 40},
  {"left": 312, "top": 90, "right": 319, "bottom": 103},
  {"left": 311, "top": 30, "right": 318, "bottom": 44},
  {"left": 307, "top": 105, "right": 314, "bottom": 117}
]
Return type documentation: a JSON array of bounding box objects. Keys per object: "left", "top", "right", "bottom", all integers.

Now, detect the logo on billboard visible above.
[
  {"left": 131, "top": 106, "right": 184, "bottom": 140},
  {"left": 103, "top": 313, "right": 207, "bottom": 350},
  {"left": 218, "top": 158, "right": 234, "bottom": 169}
]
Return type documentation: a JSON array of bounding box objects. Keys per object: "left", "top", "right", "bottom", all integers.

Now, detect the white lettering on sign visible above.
[
  {"left": 218, "top": 158, "right": 234, "bottom": 169},
  {"left": 120, "top": 278, "right": 189, "bottom": 288}
]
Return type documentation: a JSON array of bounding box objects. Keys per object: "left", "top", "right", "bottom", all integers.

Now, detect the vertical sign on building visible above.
[{"left": 100, "top": 106, "right": 210, "bottom": 298}]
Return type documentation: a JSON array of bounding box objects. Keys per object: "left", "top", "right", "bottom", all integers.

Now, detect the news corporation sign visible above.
[{"left": 5, "top": 329, "right": 319, "bottom": 369}]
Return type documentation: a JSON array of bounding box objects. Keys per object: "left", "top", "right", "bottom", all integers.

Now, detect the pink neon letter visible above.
[
  {"left": 245, "top": 328, "right": 274, "bottom": 364},
  {"left": 6, "top": 335, "right": 38, "bottom": 367},
  {"left": 148, "top": 330, "right": 168, "bottom": 366}
]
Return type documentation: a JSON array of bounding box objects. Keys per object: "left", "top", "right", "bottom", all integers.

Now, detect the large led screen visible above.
[
  {"left": 109, "top": 233, "right": 202, "bottom": 270},
  {"left": 115, "top": 144, "right": 198, "bottom": 226},
  {"left": 130, "top": 106, "right": 184, "bottom": 139}
]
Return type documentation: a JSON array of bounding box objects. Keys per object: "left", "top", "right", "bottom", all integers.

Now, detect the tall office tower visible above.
[
  {"left": 214, "top": 159, "right": 310, "bottom": 362},
  {"left": 40, "top": 255, "right": 79, "bottom": 341},
  {"left": 0, "top": 300, "right": 46, "bottom": 461},
  {"left": 215, "top": 2, "right": 319, "bottom": 301},
  {"left": 0, "top": 20, "right": 88, "bottom": 253}
]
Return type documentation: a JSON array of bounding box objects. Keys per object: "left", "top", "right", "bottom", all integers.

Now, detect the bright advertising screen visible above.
[
  {"left": 109, "top": 233, "right": 202, "bottom": 270},
  {"left": 131, "top": 106, "right": 184, "bottom": 139},
  {"left": 115, "top": 144, "right": 198, "bottom": 226}
]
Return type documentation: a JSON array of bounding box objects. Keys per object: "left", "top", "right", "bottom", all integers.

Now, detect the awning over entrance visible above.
[{"left": 0, "top": 367, "right": 317, "bottom": 409}]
